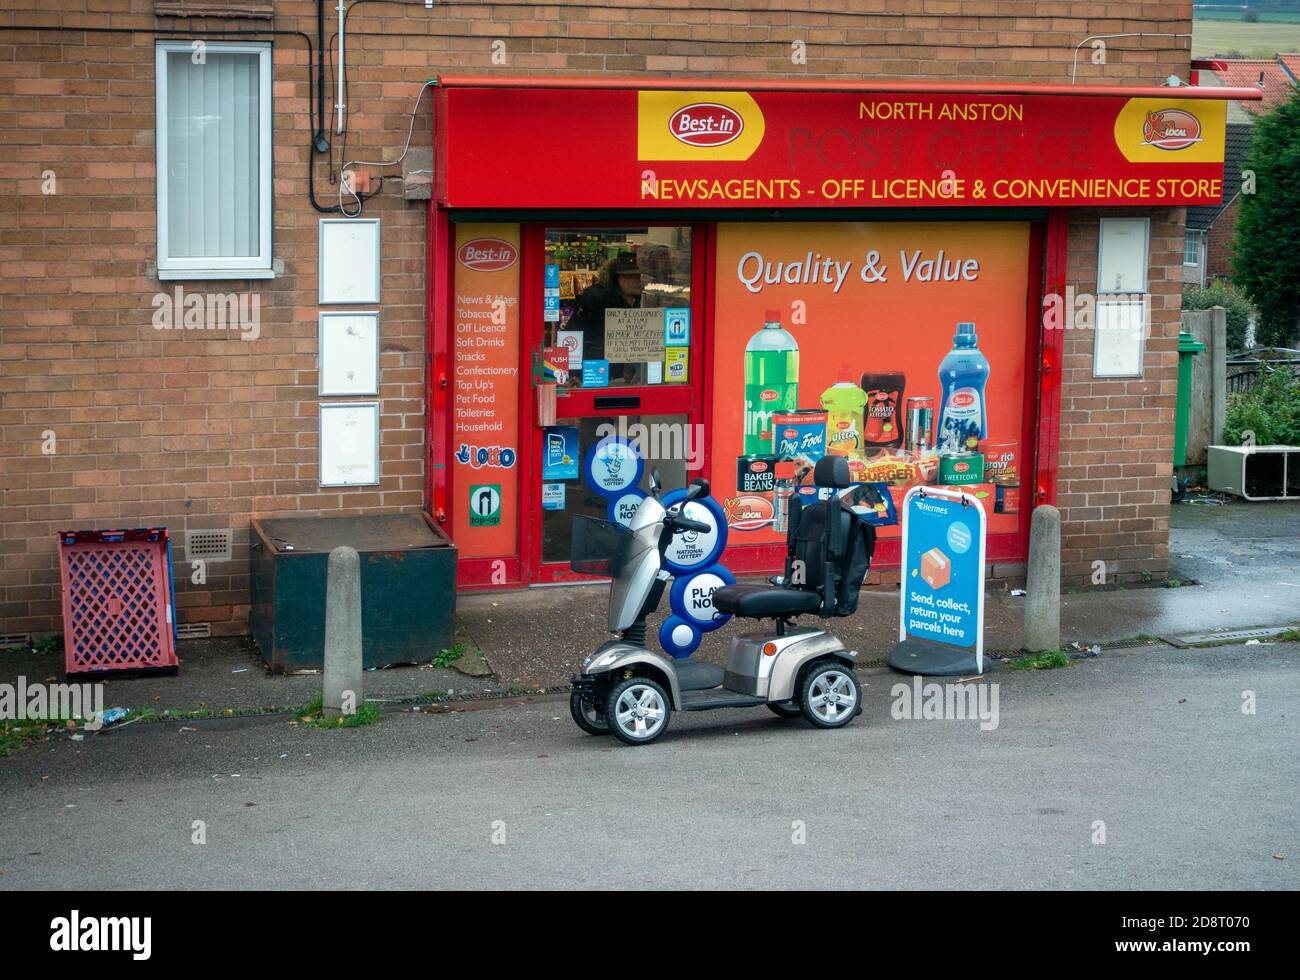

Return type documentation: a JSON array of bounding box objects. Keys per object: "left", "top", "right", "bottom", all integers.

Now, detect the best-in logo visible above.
[
  {"left": 760, "top": 389, "right": 779, "bottom": 402},
  {"left": 669, "top": 103, "right": 744, "bottom": 147},
  {"left": 457, "top": 238, "right": 518, "bottom": 271},
  {"left": 951, "top": 391, "right": 976, "bottom": 408},
  {"left": 1141, "top": 109, "right": 1202, "bottom": 150}
]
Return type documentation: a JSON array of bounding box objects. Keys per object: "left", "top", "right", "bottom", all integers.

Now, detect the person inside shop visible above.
[{"left": 567, "top": 250, "right": 645, "bottom": 385}]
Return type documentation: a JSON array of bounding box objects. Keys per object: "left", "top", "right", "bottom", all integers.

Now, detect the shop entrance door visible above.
[{"left": 522, "top": 223, "right": 706, "bottom": 585}]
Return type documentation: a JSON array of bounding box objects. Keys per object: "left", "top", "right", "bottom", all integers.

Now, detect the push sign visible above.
[{"left": 894, "top": 486, "right": 987, "bottom": 674}]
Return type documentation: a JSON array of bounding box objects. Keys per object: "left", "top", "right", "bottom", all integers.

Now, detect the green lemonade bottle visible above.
[{"left": 744, "top": 309, "right": 800, "bottom": 455}]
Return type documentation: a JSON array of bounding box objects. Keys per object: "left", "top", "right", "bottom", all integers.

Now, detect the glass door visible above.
[{"left": 525, "top": 224, "right": 704, "bottom": 584}]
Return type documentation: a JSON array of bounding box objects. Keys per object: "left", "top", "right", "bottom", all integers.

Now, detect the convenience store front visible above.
[{"left": 426, "top": 77, "right": 1241, "bottom": 590}]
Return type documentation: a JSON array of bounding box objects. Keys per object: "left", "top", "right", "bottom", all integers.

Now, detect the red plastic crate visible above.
[{"left": 57, "top": 528, "right": 179, "bottom": 676}]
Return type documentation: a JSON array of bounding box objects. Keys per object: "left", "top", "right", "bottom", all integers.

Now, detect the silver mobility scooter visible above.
[{"left": 570, "top": 456, "right": 878, "bottom": 746}]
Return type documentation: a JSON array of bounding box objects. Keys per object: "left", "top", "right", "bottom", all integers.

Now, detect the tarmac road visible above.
[{"left": 1, "top": 641, "right": 1296, "bottom": 890}]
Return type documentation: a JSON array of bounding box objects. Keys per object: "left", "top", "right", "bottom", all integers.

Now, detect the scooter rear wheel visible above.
[
  {"left": 766, "top": 701, "right": 803, "bottom": 718},
  {"left": 799, "top": 661, "right": 861, "bottom": 729},
  {"left": 606, "top": 677, "right": 672, "bottom": 746},
  {"left": 570, "top": 688, "right": 610, "bottom": 735}
]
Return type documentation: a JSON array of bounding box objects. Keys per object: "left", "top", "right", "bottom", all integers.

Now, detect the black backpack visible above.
[{"left": 783, "top": 459, "right": 877, "bottom": 618}]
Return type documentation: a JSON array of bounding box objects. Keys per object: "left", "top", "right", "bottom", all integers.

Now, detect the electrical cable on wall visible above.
[{"left": 338, "top": 80, "right": 437, "bottom": 217}]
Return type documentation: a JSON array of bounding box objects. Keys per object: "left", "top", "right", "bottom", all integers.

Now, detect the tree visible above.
[
  {"left": 1183, "top": 278, "right": 1255, "bottom": 351},
  {"left": 1233, "top": 86, "right": 1300, "bottom": 348}
]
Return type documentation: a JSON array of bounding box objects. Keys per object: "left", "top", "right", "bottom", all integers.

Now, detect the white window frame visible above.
[
  {"left": 1183, "top": 230, "right": 1204, "bottom": 268},
  {"left": 155, "top": 40, "right": 273, "bottom": 280}
]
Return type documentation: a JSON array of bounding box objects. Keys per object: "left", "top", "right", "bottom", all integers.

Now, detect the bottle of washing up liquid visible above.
[
  {"left": 744, "top": 309, "right": 799, "bottom": 455},
  {"left": 936, "top": 321, "right": 990, "bottom": 454},
  {"left": 820, "top": 365, "right": 868, "bottom": 459}
]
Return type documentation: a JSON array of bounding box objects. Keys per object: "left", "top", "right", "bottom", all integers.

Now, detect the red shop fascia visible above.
[{"left": 423, "top": 75, "right": 1255, "bottom": 591}]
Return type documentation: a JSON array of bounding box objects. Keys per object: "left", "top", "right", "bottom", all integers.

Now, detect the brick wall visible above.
[
  {"left": 1057, "top": 208, "right": 1185, "bottom": 586},
  {"left": 1, "top": 0, "right": 1194, "bottom": 637},
  {"left": 1206, "top": 195, "right": 1240, "bottom": 282}
]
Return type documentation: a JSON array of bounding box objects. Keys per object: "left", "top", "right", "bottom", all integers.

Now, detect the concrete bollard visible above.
[
  {"left": 1024, "top": 505, "right": 1061, "bottom": 653},
  {"left": 323, "top": 545, "right": 363, "bottom": 718}
]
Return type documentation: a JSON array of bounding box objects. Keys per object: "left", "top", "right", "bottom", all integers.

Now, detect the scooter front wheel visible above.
[
  {"left": 606, "top": 677, "right": 672, "bottom": 746},
  {"left": 799, "top": 661, "right": 861, "bottom": 729},
  {"left": 570, "top": 687, "right": 610, "bottom": 735}
]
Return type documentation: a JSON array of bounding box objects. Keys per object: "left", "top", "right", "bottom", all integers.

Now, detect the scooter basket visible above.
[{"left": 569, "top": 515, "right": 634, "bottom": 577}]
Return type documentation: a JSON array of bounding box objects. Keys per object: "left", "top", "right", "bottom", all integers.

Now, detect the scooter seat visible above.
[{"left": 713, "top": 583, "right": 822, "bottom": 619}]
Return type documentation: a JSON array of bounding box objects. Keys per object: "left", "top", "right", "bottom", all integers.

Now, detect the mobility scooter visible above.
[{"left": 569, "top": 455, "right": 879, "bottom": 746}]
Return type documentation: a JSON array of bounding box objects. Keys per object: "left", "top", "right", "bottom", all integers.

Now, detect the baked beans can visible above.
[
  {"left": 905, "top": 396, "right": 935, "bottom": 453},
  {"left": 737, "top": 454, "right": 779, "bottom": 494}
]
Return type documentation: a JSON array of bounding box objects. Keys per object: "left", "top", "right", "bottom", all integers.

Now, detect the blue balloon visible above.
[
  {"left": 659, "top": 489, "right": 727, "bottom": 575},
  {"left": 669, "top": 564, "right": 735, "bottom": 632},
  {"left": 658, "top": 615, "right": 701, "bottom": 659},
  {"left": 606, "top": 489, "right": 647, "bottom": 527}
]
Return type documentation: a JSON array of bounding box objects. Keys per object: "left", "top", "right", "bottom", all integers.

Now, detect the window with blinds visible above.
[{"left": 155, "top": 41, "right": 272, "bottom": 278}]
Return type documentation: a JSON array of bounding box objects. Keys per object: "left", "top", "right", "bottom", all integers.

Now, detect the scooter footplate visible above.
[{"left": 679, "top": 688, "right": 768, "bottom": 711}]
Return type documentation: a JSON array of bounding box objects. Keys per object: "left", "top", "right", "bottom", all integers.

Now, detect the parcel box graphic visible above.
[{"left": 920, "top": 547, "right": 951, "bottom": 590}]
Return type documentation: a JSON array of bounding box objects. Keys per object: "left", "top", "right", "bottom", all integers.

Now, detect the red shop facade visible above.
[{"left": 424, "top": 76, "right": 1251, "bottom": 591}]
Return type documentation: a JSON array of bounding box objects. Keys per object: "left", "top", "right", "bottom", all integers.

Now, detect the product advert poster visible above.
[
  {"left": 711, "top": 221, "right": 1030, "bottom": 546},
  {"left": 451, "top": 222, "right": 521, "bottom": 558}
]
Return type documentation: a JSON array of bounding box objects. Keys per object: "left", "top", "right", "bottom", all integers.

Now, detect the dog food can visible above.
[{"left": 771, "top": 410, "right": 827, "bottom": 461}]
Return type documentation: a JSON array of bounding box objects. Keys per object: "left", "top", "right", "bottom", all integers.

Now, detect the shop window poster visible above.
[
  {"left": 543, "top": 426, "right": 579, "bottom": 480},
  {"left": 712, "top": 221, "right": 1030, "bottom": 547},
  {"left": 582, "top": 360, "right": 609, "bottom": 387},
  {"left": 542, "top": 482, "right": 565, "bottom": 511},
  {"left": 664, "top": 307, "right": 690, "bottom": 346},
  {"left": 665, "top": 347, "right": 688, "bottom": 383}
]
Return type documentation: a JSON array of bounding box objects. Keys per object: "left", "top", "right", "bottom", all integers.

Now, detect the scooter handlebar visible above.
[{"left": 670, "top": 516, "right": 711, "bottom": 534}]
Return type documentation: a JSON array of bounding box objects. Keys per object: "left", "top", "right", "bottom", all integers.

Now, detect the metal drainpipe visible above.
[
  {"left": 336, "top": 0, "right": 346, "bottom": 135},
  {"left": 315, "top": 0, "right": 329, "bottom": 152}
]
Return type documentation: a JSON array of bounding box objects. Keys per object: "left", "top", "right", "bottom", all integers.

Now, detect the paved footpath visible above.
[{"left": 2, "top": 640, "right": 1296, "bottom": 890}]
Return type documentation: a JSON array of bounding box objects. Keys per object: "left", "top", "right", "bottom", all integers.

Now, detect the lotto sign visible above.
[
  {"left": 660, "top": 490, "right": 727, "bottom": 574},
  {"left": 468, "top": 484, "right": 502, "bottom": 527},
  {"left": 583, "top": 437, "right": 643, "bottom": 497},
  {"left": 897, "top": 486, "right": 986, "bottom": 672},
  {"left": 607, "top": 489, "right": 646, "bottom": 527},
  {"left": 669, "top": 565, "right": 735, "bottom": 632}
]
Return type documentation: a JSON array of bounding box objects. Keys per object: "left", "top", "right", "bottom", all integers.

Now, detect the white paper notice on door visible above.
[{"left": 604, "top": 307, "right": 665, "bottom": 363}]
